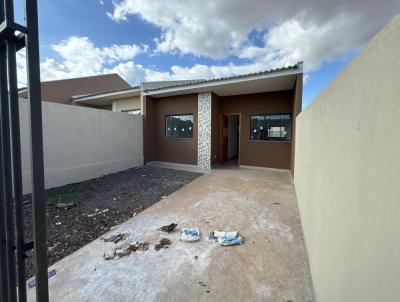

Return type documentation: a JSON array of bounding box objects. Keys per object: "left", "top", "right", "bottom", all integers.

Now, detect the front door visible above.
[{"left": 220, "top": 115, "right": 228, "bottom": 164}]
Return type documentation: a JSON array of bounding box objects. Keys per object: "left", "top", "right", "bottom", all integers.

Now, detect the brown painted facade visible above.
[
  {"left": 144, "top": 76, "right": 302, "bottom": 172},
  {"left": 143, "top": 94, "right": 198, "bottom": 165},
  {"left": 215, "top": 90, "right": 294, "bottom": 170}
]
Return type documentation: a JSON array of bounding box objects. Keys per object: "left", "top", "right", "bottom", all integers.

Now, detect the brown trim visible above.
[{"left": 220, "top": 113, "right": 241, "bottom": 167}]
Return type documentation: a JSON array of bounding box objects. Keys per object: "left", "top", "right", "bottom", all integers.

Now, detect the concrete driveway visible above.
[{"left": 27, "top": 167, "right": 314, "bottom": 302}]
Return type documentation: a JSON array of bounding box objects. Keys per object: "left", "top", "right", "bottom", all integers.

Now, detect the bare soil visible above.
[{"left": 23, "top": 166, "right": 201, "bottom": 279}]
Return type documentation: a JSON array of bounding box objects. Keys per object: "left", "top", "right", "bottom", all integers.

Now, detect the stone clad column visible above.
[{"left": 197, "top": 92, "right": 212, "bottom": 171}]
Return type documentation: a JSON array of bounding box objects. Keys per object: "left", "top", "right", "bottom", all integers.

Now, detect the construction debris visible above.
[
  {"left": 48, "top": 242, "right": 62, "bottom": 253},
  {"left": 159, "top": 223, "right": 178, "bottom": 232},
  {"left": 129, "top": 241, "right": 150, "bottom": 252},
  {"left": 155, "top": 238, "right": 171, "bottom": 250},
  {"left": 181, "top": 227, "right": 200, "bottom": 242},
  {"left": 132, "top": 206, "right": 144, "bottom": 217},
  {"left": 56, "top": 202, "right": 76, "bottom": 210},
  {"left": 115, "top": 246, "right": 131, "bottom": 257},
  {"left": 103, "top": 232, "right": 128, "bottom": 244},
  {"left": 209, "top": 231, "right": 243, "bottom": 246},
  {"left": 104, "top": 241, "right": 150, "bottom": 260},
  {"left": 103, "top": 250, "right": 116, "bottom": 260},
  {"left": 28, "top": 269, "right": 56, "bottom": 288},
  {"left": 87, "top": 208, "right": 109, "bottom": 218}
]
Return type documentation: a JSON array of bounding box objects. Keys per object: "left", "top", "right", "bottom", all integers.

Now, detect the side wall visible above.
[
  {"left": 144, "top": 94, "right": 198, "bottom": 165},
  {"left": 294, "top": 15, "right": 400, "bottom": 302},
  {"left": 20, "top": 100, "right": 143, "bottom": 194},
  {"left": 220, "top": 91, "right": 293, "bottom": 169}
]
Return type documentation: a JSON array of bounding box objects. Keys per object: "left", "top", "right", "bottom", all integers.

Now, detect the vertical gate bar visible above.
[
  {"left": 0, "top": 41, "right": 18, "bottom": 302},
  {"left": 0, "top": 2, "right": 9, "bottom": 298},
  {"left": 24, "top": 0, "right": 49, "bottom": 300},
  {"left": 4, "top": 0, "right": 28, "bottom": 299},
  {"left": 3, "top": 0, "right": 20, "bottom": 298},
  {"left": 3, "top": 0, "right": 14, "bottom": 21},
  {"left": 7, "top": 38, "right": 27, "bottom": 302},
  {"left": 0, "top": 36, "right": 10, "bottom": 302}
]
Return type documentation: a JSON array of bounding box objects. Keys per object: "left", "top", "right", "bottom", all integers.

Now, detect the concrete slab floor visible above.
[{"left": 27, "top": 167, "right": 314, "bottom": 302}]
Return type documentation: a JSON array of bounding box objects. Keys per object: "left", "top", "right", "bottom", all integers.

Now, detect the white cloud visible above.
[
  {"left": 16, "top": 36, "right": 148, "bottom": 86},
  {"left": 16, "top": 0, "right": 400, "bottom": 88},
  {"left": 238, "top": 13, "right": 370, "bottom": 72},
  {"left": 17, "top": 36, "right": 269, "bottom": 87},
  {"left": 16, "top": 36, "right": 147, "bottom": 86},
  {"left": 109, "top": 0, "right": 400, "bottom": 71}
]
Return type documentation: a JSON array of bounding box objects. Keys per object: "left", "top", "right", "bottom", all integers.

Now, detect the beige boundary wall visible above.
[
  {"left": 294, "top": 15, "right": 400, "bottom": 302},
  {"left": 20, "top": 99, "right": 143, "bottom": 194}
]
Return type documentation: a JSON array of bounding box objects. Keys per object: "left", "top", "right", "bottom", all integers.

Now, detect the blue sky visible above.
[{"left": 14, "top": 0, "right": 399, "bottom": 108}]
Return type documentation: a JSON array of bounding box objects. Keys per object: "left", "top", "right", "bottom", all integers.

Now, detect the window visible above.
[
  {"left": 250, "top": 114, "right": 291, "bottom": 141},
  {"left": 122, "top": 109, "right": 141, "bottom": 115},
  {"left": 165, "top": 114, "right": 193, "bottom": 138}
]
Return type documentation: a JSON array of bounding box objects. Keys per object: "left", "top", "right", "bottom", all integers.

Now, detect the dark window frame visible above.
[
  {"left": 165, "top": 113, "right": 194, "bottom": 139},
  {"left": 250, "top": 113, "right": 292, "bottom": 142}
]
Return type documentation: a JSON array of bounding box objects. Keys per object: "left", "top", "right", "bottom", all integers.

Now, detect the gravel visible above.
[{"left": 23, "top": 166, "right": 201, "bottom": 279}]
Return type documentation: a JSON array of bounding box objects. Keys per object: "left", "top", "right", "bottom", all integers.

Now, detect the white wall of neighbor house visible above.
[
  {"left": 294, "top": 15, "right": 400, "bottom": 302},
  {"left": 113, "top": 96, "right": 141, "bottom": 112},
  {"left": 20, "top": 99, "right": 143, "bottom": 194}
]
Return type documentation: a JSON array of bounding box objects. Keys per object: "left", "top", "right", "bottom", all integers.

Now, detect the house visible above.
[
  {"left": 72, "top": 80, "right": 205, "bottom": 115},
  {"left": 71, "top": 85, "right": 142, "bottom": 114},
  {"left": 18, "top": 73, "right": 131, "bottom": 109},
  {"left": 22, "top": 64, "right": 302, "bottom": 172},
  {"left": 142, "top": 63, "right": 303, "bottom": 172}
]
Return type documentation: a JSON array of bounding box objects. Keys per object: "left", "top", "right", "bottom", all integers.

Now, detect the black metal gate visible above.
[{"left": 0, "top": 0, "right": 49, "bottom": 301}]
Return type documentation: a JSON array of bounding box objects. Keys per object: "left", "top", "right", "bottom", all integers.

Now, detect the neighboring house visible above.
[
  {"left": 72, "top": 80, "right": 205, "bottom": 115},
  {"left": 72, "top": 86, "right": 142, "bottom": 114},
  {"left": 18, "top": 73, "right": 131, "bottom": 109},
  {"left": 142, "top": 63, "right": 303, "bottom": 172}
]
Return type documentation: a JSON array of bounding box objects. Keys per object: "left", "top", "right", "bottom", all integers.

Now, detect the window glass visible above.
[
  {"left": 122, "top": 109, "right": 141, "bottom": 115},
  {"left": 268, "top": 115, "right": 282, "bottom": 140},
  {"left": 165, "top": 114, "right": 194, "bottom": 138},
  {"left": 250, "top": 114, "right": 291, "bottom": 141},
  {"left": 280, "top": 114, "right": 292, "bottom": 141},
  {"left": 166, "top": 115, "right": 173, "bottom": 138}
]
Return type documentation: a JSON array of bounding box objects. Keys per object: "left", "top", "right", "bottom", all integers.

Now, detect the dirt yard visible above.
[{"left": 23, "top": 166, "right": 201, "bottom": 278}]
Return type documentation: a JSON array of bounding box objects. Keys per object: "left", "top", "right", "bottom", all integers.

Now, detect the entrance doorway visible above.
[{"left": 220, "top": 114, "right": 240, "bottom": 166}]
